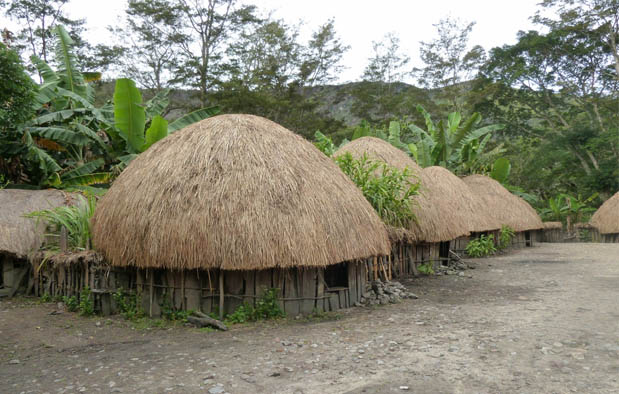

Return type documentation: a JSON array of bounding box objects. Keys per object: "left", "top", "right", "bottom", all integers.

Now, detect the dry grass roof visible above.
[
  {"left": 422, "top": 166, "right": 501, "bottom": 234},
  {"left": 543, "top": 222, "right": 563, "bottom": 230},
  {"left": 335, "top": 138, "right": 471, "bottom": 242},
  {"left": 0, "top": 189, "right": 76, "bottom": 258},
  {"left": 462, "top": 175, "right": 543, "bottom": 232},
  {"left": 92, "top": 114, "right": 391, "bottom": 270},
  {"left": 590, "top": 192, "right": 619, "bottom": 234}
]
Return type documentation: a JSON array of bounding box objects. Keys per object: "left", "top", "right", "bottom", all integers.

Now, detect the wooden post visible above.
[
  {"left": 219, "top": 271, "right": 224, "bottom": 320},
  {"left": 149, "top": 269, "right": 154, "bottom": 318}
]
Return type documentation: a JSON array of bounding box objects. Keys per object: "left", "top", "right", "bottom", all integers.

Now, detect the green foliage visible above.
[
  {"left": 78, "top": 286, "right": 94, "bottom": 316},
  {"left": 417, "top": 262, "right": 435, "bottom": 275},
  {"left": 498, "top": 226, "right": 515, "bottom": 249},
  {"left": 160, "top": 293, "right": 191, "bottom": 322},
  {"left": 465, "top": 235, "right": 497, "bottom": 257},
  {"left": 225, "top": 288, "right": 285, "bottom": 324},
  {"left": 539, "top": 193, "right": 598, "bottom": 225},
  {"left": 40, "top": 293, "right": 52, "bottom": 303},
  {"left": 25, "top": 193, "right": 97, "bottom": 251},
  {"left": 0, "top": 42, "right": 36, "bottom": 128},
  {"left": 63, "top": 295, "right": 79, "bottom": 312},
  {"left": 112, "top": 288, "right": 144, "bottom": 321},
  {"left": 335, "top": 152, "right": 420, "bottom": 228},
  {"left": 313, "top": 131, "right": 337, "bottom": 157},
  {"left": 490, "top": 158, "right": 511, "bottom": 184}
]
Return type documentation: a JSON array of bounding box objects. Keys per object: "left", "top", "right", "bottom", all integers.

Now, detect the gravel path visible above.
[{"left": 1, "top": 243, "right": 618, "bottom": 394}]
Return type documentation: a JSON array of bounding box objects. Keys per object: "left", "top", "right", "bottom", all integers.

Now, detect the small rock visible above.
[
  {"left": 268, "top": 372, "right": 281, "bottom": 377},
  {"left": 284, "top": 367, "right": 294, "bottom": 372},
  {"left": 9, "top": 359, "right": 20, "bottom": 364},
  {"left": 281, "top": 341, "right": 292, "bottom": 346},
  {"left": 458, "top": 272, "right": 465, "bottom": 277},
  {"left": 240, "top": 374, "right": 256, "bottom": 383},
  {"left": 208, "top": 385, "right": 225, "bottom": 394},
  {"left": 400, "top": 386, "right": 410, "bottom": 391}
]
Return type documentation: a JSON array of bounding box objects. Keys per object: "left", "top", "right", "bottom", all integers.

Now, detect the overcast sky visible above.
[{"left": 1, "top": 0, "right": 543, "bottom": 83}]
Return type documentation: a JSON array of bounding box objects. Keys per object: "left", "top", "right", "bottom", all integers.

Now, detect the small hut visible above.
[
  {"left": 0, "top": 189, "right": 76, "bottom": 296},
  {"left": 541, "top": 222, "right": 564, "bottom": 242},
  {"left": 463, "top": 175, "right": 543, "bottom": 247},
  {"left": 91, "top": 114, "right": 391, "bottom": 316},
  {"left": 590, "top": 192, "right": 619, "bottom": 243},
  {"left": 334, "top": 138, "right": 473, "bottom": 276}
]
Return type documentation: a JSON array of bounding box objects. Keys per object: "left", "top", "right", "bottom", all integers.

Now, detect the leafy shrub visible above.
[
  {"left": 417, "top": 262, "right": 435, "bottom": 275},
  {"left": 465, "top": 234, "right": 497, "bottom": 257},
  {"left": 225, "top": 288, "right": 284, "bottom": 324},
  {"left": 160, "top": 294, "right": 192, "bottom": 322},
  {"left": 335, "top": 152, "right": 420, "bottom": 228},
  {"left": 25, "top": 194, "right": 97, "bottom": 251},
  {"left": 63, "top": 295, "right": 79, "bottom": 312},
  {"left": 78, "top": 286, "right": 94, "bottom": 316},
  {"left": 112, "top": 288, "right": 144, "bottom": 320},
  {"left": 498, "top": 225, "right": 515, "bottom": 249},
  {"left": 40, "top": 293, "right": 52, "bottom": 303},
  {"left": 314, "top": 131, "right": 337, "bottom": 156}
]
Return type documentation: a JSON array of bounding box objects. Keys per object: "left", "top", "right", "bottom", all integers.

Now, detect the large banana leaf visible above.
[
  {"left": 60, "top": 172, "right": 111, "bottom": 187},
  {"left": 490, "top": 158, "right": 511, "bottom": 184},
  {"left": 73, "top": 123, "right": 108, "bottom": 151},
  {"left": 168, "top": 106, "right": 220, "bottom": 133},
  {"left": 25, "top": 132, "right": 62, "bottom": 174},
  {"left": 27, "top": 126, "right": 91, "bottom": 146},
  {"left": 143, "top": 115, "right": 168, "bottom": 150},
  {"left": 30, "top": 55, "right": 59, "bottom": 84},
  {"left": 145, "top": 89, "right": 170, "bottom": 121},
  {"left": 388, "top": 121, "right": 407, "bottom": 149},
  {"left": 458, "top": 124, "right": 504, "bottom": 148},
  {"left": 114, "top": 78, "right": 146, "bottom": 153},
  {"left": 52, "top": 26, "right": 91, "bottom": 102},
  {"left": 61, "top": 159, "right": 105, "bottom": 179}
]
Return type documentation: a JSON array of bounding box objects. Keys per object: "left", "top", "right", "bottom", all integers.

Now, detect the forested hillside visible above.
[{"left": 1, "top": 0, "right": 617, "bottom": 221}]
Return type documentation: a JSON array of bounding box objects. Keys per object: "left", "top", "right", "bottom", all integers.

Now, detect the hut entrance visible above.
[
  {"left": 324, "top": 262, "right": 348, "bottom": 289},
  {"left": 525, "top": 231, "right": 532, "bottom": 247},
  {"left": 439, "top": 242, "right": 450, "bottom": 266}
]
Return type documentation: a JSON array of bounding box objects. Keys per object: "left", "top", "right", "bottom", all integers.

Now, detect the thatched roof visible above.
[
  {"left": 422, "top": 166, "right": 501, "bottom": 233},
  {"left": 543, "top": 222, "right": 563, "bottom": 230},
  {"left": 462, "top": 175, "right": 543, "bottom": 232},
  {"left": 590, "top": 192, "right": 619, "bottom": 234},
  {"left": 0, "top": 189, "right": 77, "bottom": 258},
  {"left": 335, "top": 138, "right": 470, "bottom": 242},
  {"left": 92, "top": 114, "right": 391, "bottom": 270}
]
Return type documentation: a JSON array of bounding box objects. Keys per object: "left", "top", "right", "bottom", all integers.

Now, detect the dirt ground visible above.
[{"left": 1, "top": 243, "right": 618, "bottom": 394}]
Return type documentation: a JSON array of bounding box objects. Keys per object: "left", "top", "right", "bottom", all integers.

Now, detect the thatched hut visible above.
[
  {"left": 590, "top": 192, "right": 619, "bottom": 242},
  {"left": 91, "top": 114, "right": 391, "bottom": 316},
  {"left": 334, "top": 138, "right": 474, "bottom": 276},
  {"left": 462, "top": 175, "right": 543, "bottom": 247},
  {"left": 541, "top": 222, "right": 564, "bottom": 242},
  {"left": 0, "top": 189, "right": 76, "bottom": 296}
]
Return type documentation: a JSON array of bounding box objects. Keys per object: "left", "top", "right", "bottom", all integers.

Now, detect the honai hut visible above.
[
  {"left": 334, "top": 138, "right": 471, "bottom": 277},
  {"left": 541, "top": 222, "right": 564, "bottom": 242},
  {"left": 0, "top": 189, "right": 76, "bottom": 297},
  {"left": 422, "top": 167, "right": 502, "bottom": 254},
  {"left": 91, "top": 114, "right": 391, "bottom": 317},
  {"left": 462, "top": 175, "right": 543, "bottom": 247},
  {"left": 589, "top": 192, "right": 619, "bottom": 243}
]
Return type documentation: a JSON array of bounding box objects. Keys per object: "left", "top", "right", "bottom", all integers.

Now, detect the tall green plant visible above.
[
  {"left": 335, "top": 152, "right": 420, "bottom": 228},
  {"left": 25, "top": 193, "right": 97, "bottom": 251}
]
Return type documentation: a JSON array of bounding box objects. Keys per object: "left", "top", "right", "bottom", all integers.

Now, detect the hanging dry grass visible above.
[
  {"left": 335, "top": 138, "right": 471, "bottom": 242},
  {"left": 590, "top": 192, "right": 619, "bottom": 234},
  {"left": 91, "top": 114, "right": 391, "bottom": 270},
  {"left": 462, "top": 175, "right": 543, "bottom": 232},
  {"left": 0, "top": 189, "right": 77, "bottom": 258},
  {"left": 543, "top": 222, "right": 563, "bottom": 230}
]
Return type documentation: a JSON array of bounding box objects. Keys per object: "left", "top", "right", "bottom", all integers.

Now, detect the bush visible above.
[
  {"left": 225, "top": 288, "right": 285, "bottom": 324},
  {"left": 63, "top": 295, "right": 79, "bottom": 312},
  {"left": 498, "top": 225, "right": 515, "bottom": 249},
  {"left": 335, "top": 152, "right": 420, "bottom": 228},
  {"left": 465, "top": 234, "right": 497, "bottom": 257},
  {"left": 112, "top": 288, "right": 144, "bottom": 320},
  {"left": 78, "top": 286, "right": 94, "bottom": 316}
]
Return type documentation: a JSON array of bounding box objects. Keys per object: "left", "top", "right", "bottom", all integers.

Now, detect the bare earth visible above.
[{"left": 1, "top": 243, "right": 618, "bottom": 394}]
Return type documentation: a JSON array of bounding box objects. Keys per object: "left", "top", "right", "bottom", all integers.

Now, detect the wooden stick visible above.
[
  {"left": 149, "top": 269, "right": 154, "bottom": 318},
  {"left": 380, "top": 259, "right": 389, "bottom": 282},
  {"left": 219, "top": 271, "right": 224, "bottom": 320}
]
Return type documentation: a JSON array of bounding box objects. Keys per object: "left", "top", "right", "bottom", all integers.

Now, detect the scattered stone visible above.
[
  {"left": 9, "top": 359, "right": 20, "bottom": 364},
  {"left": 281, "top": 341, "right": 292, "bottom": 346},
  {"left": 268, "top": 372, "right": 281, "bottom": 377},
  {"left": 400, "top": 386, "right": 410, "bottom": 391},
  {"left": 240, "top": 374, "right": 256, "bottom": 383},
  {"left": 208, "top": 385, "right": 225, "bottom": 394}
]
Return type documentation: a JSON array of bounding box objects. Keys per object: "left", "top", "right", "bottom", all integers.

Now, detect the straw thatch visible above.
[
  {"left": 0, "top": 189, "right": 77, "bottom": 258},
  {"left": 92, "top": 114, "right": 390, "bottom": 270},
  {"left": 334, "top": 137, "right": 470, "bottom": 242},
  {"left": 422, "top": 166, "right": 501, "bottom": 233},
  {"left": 462, "top": 175, "right": 543, "bottom": 232},
  {"left": 543, "top": 222, "right": 563, "bottom": 229},
  {"left": 590, "top": 192, "right": 619, "bottom": 234}
]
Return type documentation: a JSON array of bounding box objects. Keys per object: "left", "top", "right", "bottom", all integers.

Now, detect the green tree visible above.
[{"left": 413, "top": 17, "right": 486, "bottom": 113}]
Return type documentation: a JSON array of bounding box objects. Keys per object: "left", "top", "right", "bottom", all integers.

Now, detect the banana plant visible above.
[
  {"left": 113, "top": 78, "right": 220, "bottom": 161},
  {"left": 407, "top": 105, "right": 504, "bottom": 171}
]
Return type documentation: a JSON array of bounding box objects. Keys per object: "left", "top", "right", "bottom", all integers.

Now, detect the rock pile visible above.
[
  {"left": 358, "top": 280, "right": 418, "bottom": 306},
  {"left": 435, "top": 259, "right": 473, "bottom": 276}
]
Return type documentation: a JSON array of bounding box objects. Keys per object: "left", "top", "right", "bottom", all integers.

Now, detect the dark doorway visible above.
[
  {"left": 439, "top": 241, "right": 450, "bottom": 266},
  {"left": 525, "top": 231, "right": 532, "bottom": 247},
  {"left": 324, "top": 262, "right": 348, "bottom": 289}
]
